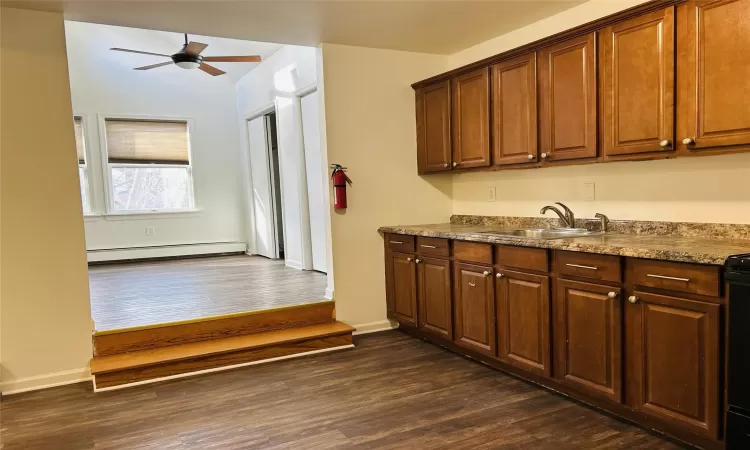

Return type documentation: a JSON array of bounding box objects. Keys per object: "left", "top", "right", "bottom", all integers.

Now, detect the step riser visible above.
[
  {"left": 93, "top": 333, "right": 352, "bottom": 389},
  {"left": 93, "top": 302, "right": 335, "bottom": 356}
]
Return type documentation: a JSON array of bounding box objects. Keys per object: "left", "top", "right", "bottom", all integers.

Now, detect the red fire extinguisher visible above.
[{"left": 330, "top": 164, "right": 352, "bottom": 209}]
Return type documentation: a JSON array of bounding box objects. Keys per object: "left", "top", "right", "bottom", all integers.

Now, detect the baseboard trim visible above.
[
  {"left": 285, "top": 259, "right": 305, "bottom": 270},
  {"left": 93, "top": 344, "right": 354, "bottom": 392},
  {"left": 351, "top": 320, "right": 398, "bottom": 335},
  {"left": 87, "top": 242, "right": 247, "bottom": 263},
  {"left": 1, "top": 367, "right": 92, "bottom": 395}
]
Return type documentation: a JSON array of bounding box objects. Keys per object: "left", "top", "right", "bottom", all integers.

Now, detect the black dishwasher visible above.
[{"left": 726, "top": 254, "right": 750, "bottom": 448}]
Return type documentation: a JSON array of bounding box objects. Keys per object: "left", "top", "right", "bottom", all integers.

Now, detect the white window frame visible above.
[
  {"left": 74, "top": 114, "right": 93, "bottom": 215},
  {"left": 97, "top": 114, "right": 198, "bottom": 215}
]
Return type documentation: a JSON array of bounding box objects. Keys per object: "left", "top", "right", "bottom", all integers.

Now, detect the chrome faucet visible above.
[
  {"left": 540, "top": 202, "right": 576, "bottom": 228},
  {"left": 595, "top": 213, "right": 610, "bottom": 233}
]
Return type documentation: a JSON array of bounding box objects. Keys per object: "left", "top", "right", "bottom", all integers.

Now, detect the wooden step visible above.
[
  {"left": 93, "top": 301, "right": 335, "bottom": 356},
  {"left": 91, "top": 321, "right": 354, "bottom": 390}
]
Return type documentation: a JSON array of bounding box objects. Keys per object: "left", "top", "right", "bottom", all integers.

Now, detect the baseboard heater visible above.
[{"left": 87, "top": 242, "right": 248, "bottom": 264}]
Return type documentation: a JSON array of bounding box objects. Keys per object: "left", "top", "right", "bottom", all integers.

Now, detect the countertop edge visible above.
[{"left": 378, "top": 226, "right": 728, "bottom": 266}]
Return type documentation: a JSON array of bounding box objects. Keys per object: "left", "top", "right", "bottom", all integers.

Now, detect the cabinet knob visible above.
[
  {"left": 682, "top": 138, "right": 695, "bottom": 145},
  {"left": 496, "top": 273, "right": 504, "bottom": 279},
  {"left": 527, "top": 154, "right": 534, "bottom": 160},
  {"left": 628, "top": 295, "right": 639, "bottom": 304},
  {"left": 452, "top": 162, "right": 458, "bottom": 167},
  {"left": 443, "top": 163, "right": 449, "bottom": 168},
  {"left": 541, "top": 153, "right": 548, "bottom": 159},
  {"left": 415, "top": 258, "right": 421, "bottom": 264},
  {"left": 607, "top": 291, "right": 618, "bottom": 298},
  {"left": 659, "top": 140, "right": 670, "bottom": 148},
  {"left": 483, "top": 271, "right": 491, "bottom": 277},
  {"left": 406, "top": 257, "right": 412, "bottom": 262}
]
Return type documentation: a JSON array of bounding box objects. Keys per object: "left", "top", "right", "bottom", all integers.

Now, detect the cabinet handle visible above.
[
  {"left": 646, "top": 274, "right": 690, "bottom": 282},
  {"left": 527, "top": 154, "right": 534, "bottom": 160},
  {"left": 452, "top": 162, "right": 458, "bottom": 167},
  {"left": 443, "top": 163, "right": 449, "bottom": 168},
  {"left": 496, "top": 273, "right": 504, "bottom": 279},
  {"left": 565, "top": 263, "right": 598, "bottom": 270},
  {"left": 483, "top": 271, "right": 491, "bottom": 277},
  {"left": 469, "top": 281, "right": 476, "bottom": 287},
  {"left": 415, "top": 259, "right": 421, "bottom": 264},
  {"left": 420, "top": 244, "right": 438, "bottom": 249},
  {"left": 541, "top": 153, "right": 548, "bottom": 159},
  {"left": 406, "top": 257, "right": 412, "bottom": 262},
  {"left": 390, "top": 240, "right": 404, "bottom": 244},
  {"left": 659, "top": 140, "right": 670, "bottom": 148},
  {"left": 682, "top": 137, "right": 695, "bottom": 145},
  {"left": 628, "top": 295, "right": 639, "bottom": 304},
  {"left": 607, "top": 292, "right": 618, "bottom": 298}
]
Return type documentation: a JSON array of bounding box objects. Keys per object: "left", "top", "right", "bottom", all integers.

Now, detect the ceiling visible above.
[
  {"left": 64, "top": 21, "right": 283, "bottom": 82},
  {"left": 4, "top": 0, "right": 585, "bottom": 54}
]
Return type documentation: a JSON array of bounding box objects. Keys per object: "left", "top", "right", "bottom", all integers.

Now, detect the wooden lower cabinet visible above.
[
  {"left": 628, "top": 291, "right": 721, "bottom": 439},
  {"left": 386, "top": 252, "right": 418, "bottom": 327},
  {"left": 417, "top": 257, "right": 452, "bottom": 339},
  {"left": 495, "top": 270, "right": 551, "bottom": 376},
  {"left": 555, "top": 279, "right": 623, "bottom": 403},
  {"left": 453, "top": 262, "right": 495, "bottom": 356}
]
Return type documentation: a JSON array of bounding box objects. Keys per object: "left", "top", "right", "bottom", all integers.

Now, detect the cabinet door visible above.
[
  {"left": 417, "top": 257, "right": 452, "bottom": 339},
  {"left": 600, "top": 7, "right": 674, "bottom": 157},
  {"left": 539, "top": 33, "right": 597, "bottom": 161},
  {"left": 453, "top": 262, "right": 495, "bottom": 355},
  {"left": 629, "top": 291, "right": 720, "bottom": 438},
  {"left": 677, "top": 0, "right": 750, "bottom": 151},
  {"left": 416, "top": 81, "right": 451, "bottom": 173},
  {"left": 387, "top": 252, "right": 418, "bottom": 327},
  {"left": 556, "top": 279, "right": 623, "bottom": 403},
  {"left": 452, "top": 68, "right": 491, "bottom": 169},
  {"left": 491, "top": 53, "right": 538, "bottom": 166},
  {"left": 496, "top": 270, "right": 550, "bottom": 376}
]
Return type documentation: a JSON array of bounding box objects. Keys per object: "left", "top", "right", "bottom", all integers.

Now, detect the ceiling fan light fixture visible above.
[
  {"left": 175, "top": 61, "right": 200, "bottom": 70},
  {"left": 171, "top": 52, "right": 202, "bottom": 70}
]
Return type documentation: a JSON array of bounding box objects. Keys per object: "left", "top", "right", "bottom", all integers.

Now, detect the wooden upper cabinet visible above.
[
  {"left": 600, "top": 7, "right": 675, "bottom": 157},
  {"left": 387, "top": 252, "right": 418, "bottom": 327},
  {"left": 539, "top": 33, "right": 597, "bottom": 161},
  {"left": 453, "top": 262, "right": 495, "bottom": 356},
  {"left": 491, "top": 53, "right": 538, "bottom": 166},
  {"left": 496, "top": 270, "right": 550, "bottom": 376},
  {"left": 452, "top": 68, "right": 491, "bottom": 169},
  {"left": 555, "top": 279, "right": 623, "bottom": 403},
  {"left": 416, "top": 81, "right": 452, "bottom": 173},
  {"left": 417, "top": 257, "right": 452, "bottom": 339},
  {"left": 628, "top": 291, "right": 720, "bottom": 439},
  {"left": 677, "top": 0, "right": 750, "bottom": 151}
]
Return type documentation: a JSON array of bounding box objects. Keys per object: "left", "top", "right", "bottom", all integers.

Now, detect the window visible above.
[
  {"left": 73, "top": 116, "right": 90, "bottom": 214},
  {"left": 102, "top": 118, "right": 195, "bottom": 212}
]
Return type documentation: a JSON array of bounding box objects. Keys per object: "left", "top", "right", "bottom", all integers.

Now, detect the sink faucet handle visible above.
[
  {"left": 594, "top": 213, "right": 610, "bottom": 233},
  {"left": 554, "top": 202, "right": 575, "bottom": 227}
]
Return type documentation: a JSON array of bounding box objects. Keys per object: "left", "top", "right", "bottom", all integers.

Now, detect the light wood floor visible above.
[
  {"left": 1, "top": 332, "right": 683, "bottom": 449},
  {"left": 89, "top": 255, "right": 327, "bottom": 331}
]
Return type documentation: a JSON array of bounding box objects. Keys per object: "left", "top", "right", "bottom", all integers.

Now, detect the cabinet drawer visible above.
[
  {"left": 629, "top": 259, "right": 720, "bottom": 297},
  {"left": 556, "top": 251, "right": 621, "bottom": 283},
  {"left": 386, "top": 234, "right": 415, "bottom": 252},
  {"left": 453, "top": 241, "right": 493, "bottom": 264},
  {"left": 495, "top": 245, "right": 548, "bottom": 272},
  {"left": 417, "top": 237, "right": 450, "bottom": 257}
]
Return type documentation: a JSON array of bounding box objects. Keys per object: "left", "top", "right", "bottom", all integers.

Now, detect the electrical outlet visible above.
[
  {"left": 146, "top": 227, "right": 155, "bottom": 236},
  {"left": 583, "top": 183, "right": 596, "bottom": 201},
  {"left": 487, "top": 186, "right": 497, "bottom": 202}
]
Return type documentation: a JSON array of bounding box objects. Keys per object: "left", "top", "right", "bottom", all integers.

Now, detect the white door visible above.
[
  {"left": 247, "top": 116, "right": 276, "bottom": 258},
  {"left": 301, "top": 91, "right": 327, "bottom": 273}
]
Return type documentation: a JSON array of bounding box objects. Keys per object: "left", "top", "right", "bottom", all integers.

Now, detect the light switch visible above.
[
  {"left": 487, "top": 186, "right": 496, "bottom": 202},
  {"left": 583, "top": 183, "right": 595, "bottom": 201}
]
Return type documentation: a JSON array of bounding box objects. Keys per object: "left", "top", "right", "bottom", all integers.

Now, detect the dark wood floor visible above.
[
  {"left": 88, "top": 255, "right": 328, "bottom": 331},
  {"left": 1, "top": 332, "right": 683, "bottom": 449}
]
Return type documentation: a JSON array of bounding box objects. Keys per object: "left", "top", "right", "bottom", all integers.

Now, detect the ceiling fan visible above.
[{"left": 110, "top": 34, "right": 262, "bottom": 76}]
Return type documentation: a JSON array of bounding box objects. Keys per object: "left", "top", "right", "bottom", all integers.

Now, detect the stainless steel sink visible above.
[{"left": 475, "top": 228, "right": 602, "bottom": 239}]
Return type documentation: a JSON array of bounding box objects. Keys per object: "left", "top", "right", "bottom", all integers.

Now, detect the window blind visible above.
[
  {"left": 105, "top": 119, "right": 189, "bottom": 165},
  {"left": 74, "top": 117, "right": 85, "bottom": 164}
]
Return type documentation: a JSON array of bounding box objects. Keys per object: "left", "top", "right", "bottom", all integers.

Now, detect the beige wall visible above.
[
  {"left": 448, "top": 0, "right": 750, "bottom": 224},
  {"left": 0, "top": 7, "right": 93, "bottom": 393},
  {"left": 320, "top": 44, "right": 452, "bottom": 330}
]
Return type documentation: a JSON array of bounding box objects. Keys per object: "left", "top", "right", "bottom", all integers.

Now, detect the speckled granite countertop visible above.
[{"left": 378, "top": 222, "right": 750, "bottom": 265}]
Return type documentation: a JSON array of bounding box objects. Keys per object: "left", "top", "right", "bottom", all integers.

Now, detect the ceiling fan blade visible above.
[
  {"left": 134, "top": 61, "right": 173, "bottom": 71},
  {"left": 185, "top": 41, "right": 208, "bottom": 56},
  {"left": 202, "top": 55, "right": 262, "bottom": 63},
  {"left": 111, "top": 48, "right": 171, "bottom": 57},
  {"left": 199, "top": 63, "right": 225, "bottom": 76}
]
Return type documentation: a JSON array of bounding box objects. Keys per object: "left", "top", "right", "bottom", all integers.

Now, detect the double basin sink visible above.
[{"left": 475, "top": 228, "right": 603, "bottom": 240}]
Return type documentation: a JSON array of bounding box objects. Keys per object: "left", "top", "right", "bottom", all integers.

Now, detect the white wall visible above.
[
  {"left": 65, "top": 21, "right": 248, "bottom": 252},
  {"left": 447, "top": 0, "right": 750, "bottom": 225},
  {"left": 236, "top": 45, "right": 318, "bottom": 270}
]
